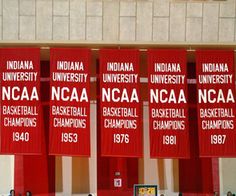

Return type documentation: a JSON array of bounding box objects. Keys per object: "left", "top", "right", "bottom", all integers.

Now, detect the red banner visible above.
[
  {"left": 148, "top": 49, "right": 190, "bottom": 158},
  {"left": 0, "top": 48, "right": 41, "bottom": 154},
  {"left": 196, "top": 50, "right": 236, "bottom": 157},
  {"left": 100, "top": 49, "right": 142, "bottom": 157},
  {"left": 49, "top": 48, "right": 90, "bottom": 156}
]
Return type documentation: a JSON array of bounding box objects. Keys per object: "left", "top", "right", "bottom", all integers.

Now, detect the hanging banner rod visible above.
[{"left": 1, "top": 41, "right": 236, "bottom": 50}]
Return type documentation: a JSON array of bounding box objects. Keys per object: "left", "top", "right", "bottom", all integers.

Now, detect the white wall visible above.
[
  {"left": 0, "top": 155, "right": 14, "bottom": 195},
  {"left": 0, "top": 0, "right": 236, "bottom": 42},
  {"left": 220, "top": 158, "right": 236, "bottom": 195}
]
